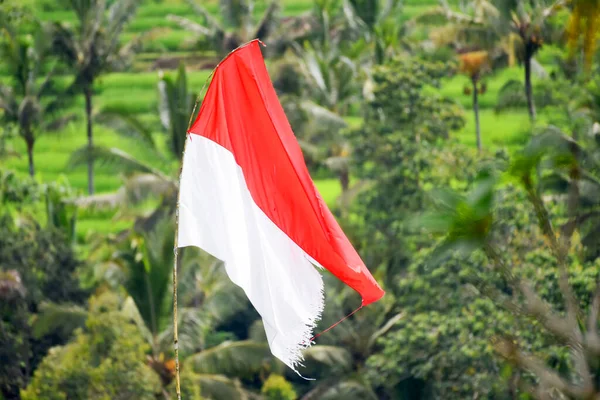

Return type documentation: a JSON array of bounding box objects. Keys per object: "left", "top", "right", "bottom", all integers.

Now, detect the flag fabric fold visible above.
[{"left": 177, "top": 39, "right": 384, "bottom": 373}]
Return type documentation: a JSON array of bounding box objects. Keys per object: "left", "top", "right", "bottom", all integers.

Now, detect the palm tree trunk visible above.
[
  {"left": 472, "top": 76, "right": 481, "bottom": 152},
  {"left": 84, "top": 86, "right": 95, "bottom": 195},
  {"left": 524, "top": 49, "right": 536, "bottom": 122},
  {"left": 339, "top": 169, "right": 349, "bottom": 192},
  {"left": 26, "top": 138, "right": 35, "bottom": 177}
]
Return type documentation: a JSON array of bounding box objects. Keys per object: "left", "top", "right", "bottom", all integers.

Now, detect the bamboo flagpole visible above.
[{"left": 172, "top": 73, "right": 208, "bottom": 400}]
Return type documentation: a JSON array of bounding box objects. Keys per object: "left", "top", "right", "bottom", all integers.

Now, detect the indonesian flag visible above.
[{"left": 177, "top": 40, "right": 384, "bottom": 374}]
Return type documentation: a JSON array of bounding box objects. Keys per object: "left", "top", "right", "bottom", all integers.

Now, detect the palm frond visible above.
[
  {"left": 297, "top": 139, "right": 323, "bottom": 160},
  {"left": 124, "top": 218, "right": 174, "bottom": 338},
  {"left": 44, "top": 113, "right": 78, "bottom": 132},
  {"left": 50, "top": 22, "right": 79, "bottom": 68},
  {"left": 121, "top": 295, "right": 154, "bottom": 347},
  {"left": 96, "top": 108, "right": 157, "bottom": 150},
  {"left": 253, "top": 1, "right": 281, "bottom": 41},
  {"left": 219, "top": 0, "right": 251, "bottom": 29},
  {"left": 123, "top": 173, "right": 177, "bottom": 204},
  {"left": 301, "top": 100, "right": 348, "bottom": 131},
  {"left": 337, "top": 179, "right": 373, "bottom": 209},
  {"left": 368, "top": 312, "right": 404, "bottom": 347},
  {"left": 31, "top": 302, "right": 88, "bottom": 339},
  {"left": 68, "top": 145, "right": 169, "bottom": 179},
  {"left": 185, "top": 340, "right": 271, "bottom": 375},
  {"left": 197, "top": 374, "right": 249, "bottom": 400},
  {"left": 248, "top": 319, "right": 268, "bottom": 343},
  {"left": 320, "top": 380, "right": 378, "bottom": 400},
  {"left": 324, "top": 155, "right": 349, "bottom": 173},
  {"left": 495, "top": 79, "right": 525, "bottom": 113},
  {"left": 74, "top": 191, "right": 125, "bottom": 209},
  {"left": 167, "top": 15, "right": 212, "bottom": 36},
  {"left": 186, "top": 0, "right": 224, "bottom": 33},
  {"left": 301, "top": 345, "right": 353, "bottom": 371},
  {"left": 107, "top": 0, "right": 138, "bottom": 37},
  {"left": 158, "top": 307, "right": 210, "bottom": 357}
]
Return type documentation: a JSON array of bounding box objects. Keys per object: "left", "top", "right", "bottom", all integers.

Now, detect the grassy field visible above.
[{"left": 1, "top": 0, "right": 553, "bottom": 241}]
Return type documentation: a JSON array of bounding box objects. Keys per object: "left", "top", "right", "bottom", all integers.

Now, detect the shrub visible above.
[{"left": 261, "top": 374, "right": 296, "bottom": 400}]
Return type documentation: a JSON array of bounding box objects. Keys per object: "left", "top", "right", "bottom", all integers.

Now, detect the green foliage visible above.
[
  {"left": 261, "top": 374, "right": 297, "bottom": 400},
  {"left": 167, "top": 368, "right": 203, "bottom": 400},
  {"left": 0, "top": 270, "right": 29, "bottom": 400},
  {"left": 21, "top": 293, "right": 162, "bottom": 400},
  {"left": 348, "top": 55, "right": 466, "bottom": 279},
  {"left": 367, "top": 182, "right": 600, "bottom": 397},
  {"left": 0, "top": 213, "right": 86, "bottom": 308}
]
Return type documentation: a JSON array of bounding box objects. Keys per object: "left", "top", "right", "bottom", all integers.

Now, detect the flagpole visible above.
[{"left": 173, "top": 39, "right": 267, "bottom": 400}]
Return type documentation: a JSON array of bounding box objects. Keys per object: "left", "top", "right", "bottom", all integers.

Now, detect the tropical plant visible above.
[
  {"left": 80, "top": 217, "right": 268, "bottom": 399},
  {"left": 405, "top": 127, "right": 600, "bottom": 398},
  {"left": 419, "top": 0, "right": 565, "bottom": 121},
  {"left": 0, "top": 17, "right": 73, "bottom": 177},
  {"left": 69, "top": 63, "right": 195, "bottom": 213},
  {"left": 168, "top": 0, "right": 282, "bottom": 57},
  {"left": 262, "top": 374, "right": 297, "bottom": 400},
  {"left": 51, "top": 0, "right": 141, "bottom": 194},
  {"left": 21, "top": 293, "right": 164, "bottom": 400},
  {"left": 292, "top": 280, "right": 402, "bottom": 400},
  {"left": 290, "top": 37, "right": 362, "bottom": 192},
  {"left": 0, "top": 270, "right": 28, "bottom": 400},
  {"left": 459, "top": 50, "right": 489, "bottom": 152},
  {"left": 342, "top": 0, "right": 405, "bottom": 63}
]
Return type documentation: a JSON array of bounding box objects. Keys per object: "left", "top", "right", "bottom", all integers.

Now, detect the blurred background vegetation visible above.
[{"left": 1, "top": 0, "right": 600, "bottom": 399}]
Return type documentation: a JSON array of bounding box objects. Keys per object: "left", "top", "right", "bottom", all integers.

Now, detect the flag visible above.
[{"left": 177, "top": 39, "right": 384, "bottom": 374}]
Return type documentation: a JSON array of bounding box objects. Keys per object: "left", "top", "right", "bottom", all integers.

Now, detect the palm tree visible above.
[
  {"left": 418, "top": 0, "right": 565, "bottom": 122},
  {"left": 342, "top": 0, "right": 405, "bottom": 64},
  {"left": 69, "top": 63, "right": 195, "bottom": 214},
  {"left": 168, "top": 0, "right": 282, "bottom": 57},
  {"left": 51, "top": 0, "right": 141, "bottom": 194},
  {"left": 0, "top": 19, "right": 73, "bottom": 176},
  {"left": 291, "top": 38, "right": 361, "bottom": 193},
  {"left": 458, "top": 50, "right": 489, "bottom": 152}
]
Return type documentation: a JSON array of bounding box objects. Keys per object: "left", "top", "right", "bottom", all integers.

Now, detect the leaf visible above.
[
  {"left": 67, "top": 145, "right": 168, "bottom": 179},
  {"left": 96, "top": 108, "right": 157, "bottom": 150},
  {"left": 167, "top": 15, "right": 211, "bottom": 36},
  {"left": 368, "top": 312, "right": 404, "bottom": 347},
  {"left": 121, "top": 296, "right": 154, "bottom": 347},
  {"left": 185, "top": 340, "right": 271, "bottom": 375},
  {"left": 320, "top": 380, "right": 379, "bottom": 400},
  {"left": 495, "top": 79, "right": 525, "bottom": 113},
  {"left": 301, "top": 345, "right": 353, "bottom": 371},
  {"left": 253, "top": 1, "right": 281, "bottom": 41},
  {"left": 300, "top": 100, "right": 348, "bottom": 131},
  {"left": 197, "top": 374, "right": 248, "bottom": 400},
  {"left": 32, "top": 302, "right": 87, "bottom": 339}
]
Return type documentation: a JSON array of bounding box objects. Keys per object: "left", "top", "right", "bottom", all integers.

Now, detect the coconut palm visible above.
[
  {"left": 342, "top": 0, "right": 405, "bottom": 64},
  {"left": 290, "top": 37, "right": 362, "bottom": 193},
  {"left": 51, "top": 0, "right": 141, "bottom": 194},
  {"left": 168, "top": 0, "right": 282, "bottom": 57},
  {"left": 0, "top": 19, "right": 73, "bottom": 176},
  {"left": 418, "top": 0, "right": 565, "bottom": 122},
  {"left": 69, "top": 63, "right": 195, "bottom": 215},
  {"left": 458, "top": 50, "right": 489, "bottom": 152}
]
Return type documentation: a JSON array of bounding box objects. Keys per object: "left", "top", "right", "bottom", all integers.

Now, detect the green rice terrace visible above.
[{"left": 2, "top": 0, "right": 563, "bottom": 240}]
